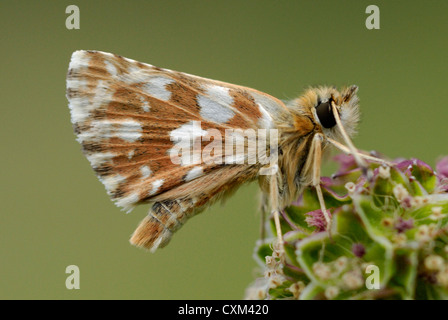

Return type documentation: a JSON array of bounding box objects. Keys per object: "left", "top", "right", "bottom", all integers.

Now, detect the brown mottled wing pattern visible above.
[{"left": 66, "top": 50, "right": 289, "bottom": 251}]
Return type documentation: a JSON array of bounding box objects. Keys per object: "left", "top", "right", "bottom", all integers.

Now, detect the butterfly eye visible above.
[{"left": 315, "top": 101, "right": 336, "bottom": 128}]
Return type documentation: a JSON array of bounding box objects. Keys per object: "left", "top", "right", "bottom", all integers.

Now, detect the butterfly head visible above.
[{"left": 292, "top": 85, "right": 361, "bottom": 142}]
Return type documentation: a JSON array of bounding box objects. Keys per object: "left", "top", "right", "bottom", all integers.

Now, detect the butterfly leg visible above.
[
  {"left": 259, "top": 192, "right": 269, "bottom": 241},
  {"left": 268, "top": 169, "right": 285, "bottom": 261},
  {"left": 309, "top": 134, "right": 332, "bottom": 232}
]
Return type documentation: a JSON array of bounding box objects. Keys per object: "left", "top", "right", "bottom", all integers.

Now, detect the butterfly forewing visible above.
[{"left": 67, "top": 50, "right": 288, "bottom": 246}]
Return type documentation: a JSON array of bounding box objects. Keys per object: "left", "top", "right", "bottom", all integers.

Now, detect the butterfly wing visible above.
[{"left": 66, "top": 50, "right": 290, "bottom": 250}]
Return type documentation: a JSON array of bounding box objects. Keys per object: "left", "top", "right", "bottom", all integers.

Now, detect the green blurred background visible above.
[{"left": 1, "top": 0, "right": 447, "bottom": 299}]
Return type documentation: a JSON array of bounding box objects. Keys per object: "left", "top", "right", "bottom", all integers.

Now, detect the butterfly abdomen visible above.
[
  {"left": 131, "top": 192, "right": 221, "bottom": 251},
  {"left": 130, "top": 198, "right": 194, "bottom": 251}
]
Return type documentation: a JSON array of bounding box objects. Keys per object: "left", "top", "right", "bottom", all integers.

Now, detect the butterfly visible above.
[{"left": 66, "top": 50, "right": 385, "bottom": 253}]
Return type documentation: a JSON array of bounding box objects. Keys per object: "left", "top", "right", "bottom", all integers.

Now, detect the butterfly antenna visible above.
[{"left": 330, "top": 100, "right": 369, "bottom": 177}]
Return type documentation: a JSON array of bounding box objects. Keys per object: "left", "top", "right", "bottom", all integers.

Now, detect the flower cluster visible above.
[{"left": 246, "top": 155, "right": 448, "bottom": 300}]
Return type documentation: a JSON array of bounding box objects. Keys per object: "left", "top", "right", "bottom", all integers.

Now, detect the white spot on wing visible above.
[
  {"left": 168, "top": 121, "right": 207, "bottom": 166},
  {"left": 251, "top": 91, "right": 285, "bottom": 122},
  {"left": 198, "top": 85, "right": 235, "bottom": 123},
  {"left": 116, "top": 120, "right": 142, "bottom": 142},
  {"left": 140, "top": 96, "right": 151, "bottom": 112},
  {"left": 184, "top": 166, "right": 204, "bottom": 182},
  {"left": 66, "top": 79, "right": 87, "bottom": 92},
  {"left": 149, "top": 179, "right": 164, "bottom": 196},
  {"left": 78, "top": 119, "right": 142, "bottom": 143},
  {"left": 169, "top": 120, "right": 207, "bottom": 142},
  {"left": 142, "top": 101, "right": 150, "bottom": 112},
  {"left": 69, "top": 80, "right": 114, "bottom": 124},
  {"left": 99, "top": 174, "right": 126, "bottom": 194},
  {"left": 257, "top": 103, "right": 275, "bottom": 129},
  {"left": 86, "top": 152, "right": 116, "bottom": 168},
  {"left": 68, "top": 50, "right": 90, "bottom": 73},
  {"left": 104, "top": 60, "right": 118, "bottom": 77},
  {"left": 142, "top": 76, "right": 174, "bottom": 101},
  {"left": 140, "top": 165, "right": 152, "bottom": 179}
]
